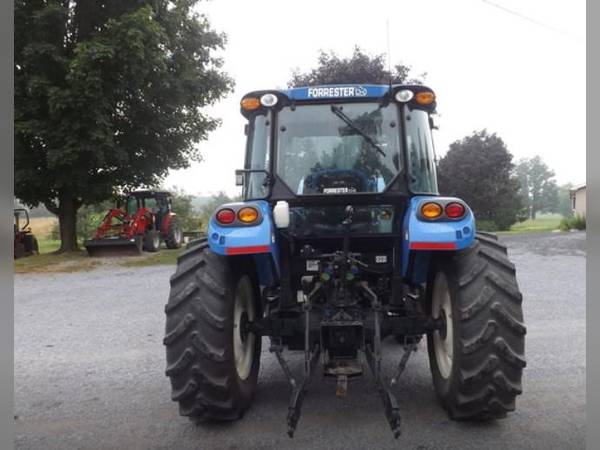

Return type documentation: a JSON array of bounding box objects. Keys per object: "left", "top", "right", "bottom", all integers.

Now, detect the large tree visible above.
[
  {"left": 515, "top": 156, "right": 559, "bottom": 219},
  {"left": 15, "top": 0, "right": 233, "bottom": 252},
  {"left": 556, "top": 182, "right": 574, "bottom": 218},
  {"left": 437, "top": 130, "right": 523, "bottom": 231},
  {"left": 288, "top": 46, "right": 425, "bottom": 87}
]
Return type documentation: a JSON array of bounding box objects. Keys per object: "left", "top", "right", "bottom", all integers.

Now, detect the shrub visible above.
[
  {"left": 559, "top": 214, "right": 586, "bottom": 231},
  {"left": 475, "top": 220, "right": 499, "bottom": 232},
  {"left": 48, "top": 202, "right": 113, "bottom": 241}
]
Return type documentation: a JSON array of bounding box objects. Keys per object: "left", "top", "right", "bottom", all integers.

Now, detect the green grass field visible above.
[{"left": 504, "top": 213, "right": 563, "bottom": 234}]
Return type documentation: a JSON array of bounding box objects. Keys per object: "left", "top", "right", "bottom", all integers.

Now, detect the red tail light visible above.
[
  {"left": 445, "top": 202, "right": 466, "bottom": 219},
  {"left": 216, "top": 208, "right": 236, "bottom": 224}
]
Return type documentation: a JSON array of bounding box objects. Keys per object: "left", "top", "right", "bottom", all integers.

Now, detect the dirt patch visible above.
[{"left": 14, "top": 249, "right": 177, "bottom": 274}]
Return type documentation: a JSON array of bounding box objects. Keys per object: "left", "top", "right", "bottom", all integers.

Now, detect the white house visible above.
[{"left": 569, "top": 183, "right": 586, "bottom": 217}]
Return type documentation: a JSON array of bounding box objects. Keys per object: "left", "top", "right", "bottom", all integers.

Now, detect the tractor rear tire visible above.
[
  {"left": 164, "top": 240, "right": 261, "bottom": 421},
  {"left": 14, "top": 243, "right": 25, "bottom": 259},
  {"left": 165, "top": 218, "right": 183, "bottom": 249},
  {"left": 23, "top": 235, "right": 39, "bottom": 255},
  {"left": 427, "top": 232, "right": 526, "bottom": 420},
  {"left": 143, "top": 229, "right": 160, "bottom": 252}
]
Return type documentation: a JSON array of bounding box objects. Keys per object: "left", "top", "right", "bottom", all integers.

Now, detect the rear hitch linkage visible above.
[
  {"left": 361, "top": 283, "right": 418, "bottom": 439},
  {"left": 270, "top": 300, "right": 321, "bottom": 438},
  {"left": 270, "top": 282, "right": 421, "bottom": 439}
]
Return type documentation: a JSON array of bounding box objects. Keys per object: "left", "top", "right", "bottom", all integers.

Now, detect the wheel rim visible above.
[
  {"left": 432, "top": 271, "right": 454, "bottom": 379},
  {"left": 174, "top": 227, "right": 182, "bottom": 244},
  {"left": 233, "top": 277, "right": 256, "bottom": 380},
  {"left": 153, "top": 233, "right": 160, "bottom": 249}
]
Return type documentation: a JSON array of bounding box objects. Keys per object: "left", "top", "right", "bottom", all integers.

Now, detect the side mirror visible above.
[
  {"left": 235, "top": 170, "right": 245, "bottom": 186},
  {"left": 429, "top": 115, "right": 439, "bottom": 130}
]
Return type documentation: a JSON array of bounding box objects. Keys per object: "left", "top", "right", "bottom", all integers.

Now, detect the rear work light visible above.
[
  {"left": 260, "top": 93, "right": 278, "bottom": 107},
  {"left": 445, "top": 202, "right": 466, "bottom": 219},
  {"left": 395, "top": 89, "right": 414, "bottom": 103},
  {"left": 216, "top": 208, "right": 236, "bottom": 224},
  {"left": 238, "top": 207, "right": 259, "bottom": 223},
  {"left": 421, "top": 202, "right": 443, "bottom": 219}
]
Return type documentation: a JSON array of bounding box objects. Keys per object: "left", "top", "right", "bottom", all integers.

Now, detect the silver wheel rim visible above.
[
  {"left": 153, "top": 234, "right": 160, "bottom": 249},
  {"left": 233, "top": 276, "right": 255, "bottom": 380},
  {"left": 174, "top": 227, "right": 182, "bottom": 244},
  {"left": 432, "top": 272, "right": 454, "bottom": 379}
]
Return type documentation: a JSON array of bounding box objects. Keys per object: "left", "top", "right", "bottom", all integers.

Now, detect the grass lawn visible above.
[{"left": 501, "top": 213, "right": 563, "bottom": 234}]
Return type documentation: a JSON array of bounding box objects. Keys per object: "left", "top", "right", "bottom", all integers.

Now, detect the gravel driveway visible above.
[{"left": 14, "top": 231, "right": 586, "bottom": 449}]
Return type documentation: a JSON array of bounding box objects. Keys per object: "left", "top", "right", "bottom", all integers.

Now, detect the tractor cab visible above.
[
  {"left": 233, "top": 85, "right": 442, "bottom": 244},
  {"left": 14, "top": 208, "right": 39, "bottom": 259},
  {"left": 124, "top": 190, "right": 173, "bottom": 228},
  {"left": 14, "top": 208, "right": 29, "bottom": 234}
]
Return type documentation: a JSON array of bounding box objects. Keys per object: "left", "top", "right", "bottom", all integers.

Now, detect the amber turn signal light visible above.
[
  {"left": 415, "top": 91, "right": 435, "bottom": 105},
  {"left": 238, "top": 207, "right": 259, "bottom": 223},
  {"left": 421, "top": 202, "right": 443, "bottom": 219},
  {"left": 241, "top": 97, "right": 260, "bottom": 110}
]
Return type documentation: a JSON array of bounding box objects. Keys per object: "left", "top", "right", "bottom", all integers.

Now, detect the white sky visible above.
[{"left": 165, "top": 0, "right": 586, "bottom": 197}]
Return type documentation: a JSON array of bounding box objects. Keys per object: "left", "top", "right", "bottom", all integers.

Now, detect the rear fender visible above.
[
  {"left": 402, "top": 196, "right": 476, "bottom": 284},
  {"left": 207, "top": 200, "right": 280, "bottom": 284},
  {"left": 161, "top": 212, "right": 175, "bottom": 235}
]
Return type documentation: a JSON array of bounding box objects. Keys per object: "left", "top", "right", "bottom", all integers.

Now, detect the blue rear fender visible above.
[
  {"left": 402, "top": 196, "right": 476, "bottom": 284},
  {"left": 207, "top": 200, "right": 280, "bottom": 285}
]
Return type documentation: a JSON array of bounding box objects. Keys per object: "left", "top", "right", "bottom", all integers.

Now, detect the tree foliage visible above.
[
  {"left": 15, "top": 0, "right": 233, "bottom": 251},
  {"left": 288, "top": 46, "right": 425, "bottom": 87},
  {"left": 49, "top": 199, "right": 114, "bottom": 241},
  {"left": 437, "top": 130, "right": 524, "bottom": 231},
  {"left": 515, "top": 156, "right": 559, "bottom": 219},
  {"left": 556, "top": 183, "right": 574, "bottom": 218},
  {"left": 166, "top": 186, "right": 202, "bottom": 232}
]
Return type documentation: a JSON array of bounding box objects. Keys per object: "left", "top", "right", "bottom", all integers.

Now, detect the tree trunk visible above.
[{"left": 56, "top": 194, "right": 80, "bottom": 253}]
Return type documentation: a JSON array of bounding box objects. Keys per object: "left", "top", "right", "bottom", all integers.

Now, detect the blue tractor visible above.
[{"left": 164, "top": 84, "right": 526, "bottom": 438}]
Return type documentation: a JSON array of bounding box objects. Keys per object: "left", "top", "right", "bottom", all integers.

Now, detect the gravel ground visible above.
[{"left": 14, "top": 231, "right": 586, "bottom": 450}]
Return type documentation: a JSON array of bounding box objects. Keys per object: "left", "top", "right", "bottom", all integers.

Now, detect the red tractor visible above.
[
  {"left": 14, "top": 208, "right": 39, "bottom": 259},
  {"left": 84, "top": 190, "right": 183, "bottom": 257}
]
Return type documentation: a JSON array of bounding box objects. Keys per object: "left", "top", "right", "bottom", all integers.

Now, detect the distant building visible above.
[{"left": 569, "top": 183, "right": 586, "bottom": 217}]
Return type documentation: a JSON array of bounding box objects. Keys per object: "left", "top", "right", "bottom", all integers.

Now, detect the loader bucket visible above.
[{"left": 84, "top": 236, "right": 143, "bottom": 257}]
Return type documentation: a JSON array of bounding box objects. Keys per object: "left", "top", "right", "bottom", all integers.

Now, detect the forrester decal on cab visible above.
[{"left": 306, "top": 86, "right": 368, "bottom": 98}]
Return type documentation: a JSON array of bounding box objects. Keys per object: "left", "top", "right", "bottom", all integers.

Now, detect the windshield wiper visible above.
[{"left": 330, "top": 105, "right": 386, "bottom": 157}]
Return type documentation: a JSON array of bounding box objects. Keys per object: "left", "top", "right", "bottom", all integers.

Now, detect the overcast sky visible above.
[{"left": 165, "top": 0, "right": 586, "bottom": 197}]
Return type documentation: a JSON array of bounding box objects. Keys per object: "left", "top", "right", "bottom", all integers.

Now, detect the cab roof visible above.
[
  {"left": 240, "top": 83, "right": 436, "bottom": 117},
  {"left": 128, "top": 190, "right": 172, "bottom": 198}
]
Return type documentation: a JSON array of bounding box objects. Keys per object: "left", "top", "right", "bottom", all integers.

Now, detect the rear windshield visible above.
[{"left": 276, "top": 103, "right": 402, "bottom": 195}]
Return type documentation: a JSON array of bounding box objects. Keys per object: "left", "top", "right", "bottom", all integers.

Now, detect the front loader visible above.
[
  {"left": 163, "top": 84, "right": 526, "bottom": 438},
  {"left": 85, "top": 190, "right": 183, "bottom": 257}
]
